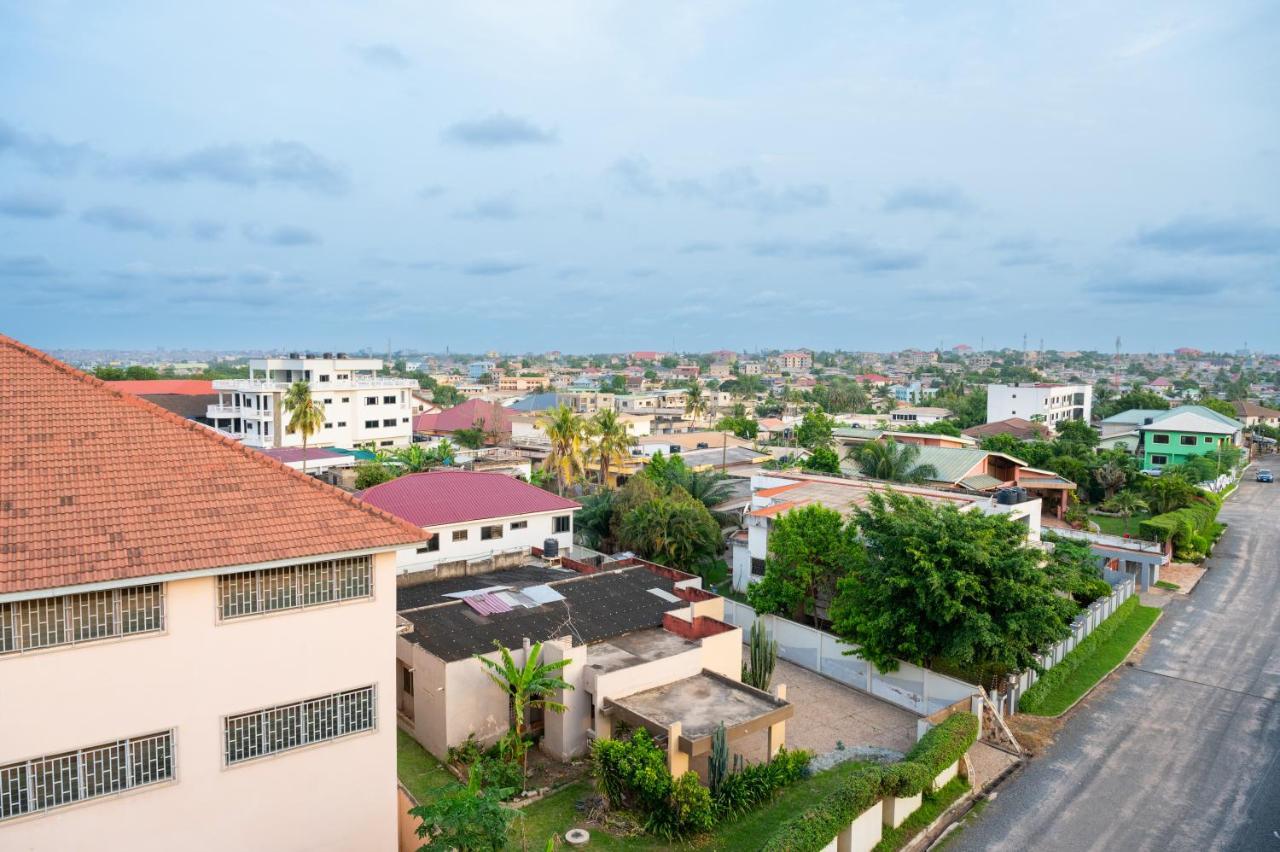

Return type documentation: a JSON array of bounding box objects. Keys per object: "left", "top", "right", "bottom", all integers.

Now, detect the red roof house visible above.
[
  {"left": 413, "top": 399, "right": 513, "bottom": 440},
  {"left": 358, "top": 470, "right": 580, "bottom": 528}
]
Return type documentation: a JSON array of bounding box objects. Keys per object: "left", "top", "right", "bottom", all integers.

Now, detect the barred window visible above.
[
  {"left": 218, "top": 557, "right": 372, "bottom": 620},
  {"left": 224, "top": 686, "right": 376, "bottom": 766},
  {"left": 0, "top": 585, "right": 164, "bottom": 657},
  {"left": 0, "top": 731, "right": 174, "bottom": 822}
]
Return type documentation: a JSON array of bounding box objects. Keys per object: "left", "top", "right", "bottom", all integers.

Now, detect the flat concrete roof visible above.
[
  {"left": 608, "top": 671, "right": 792, "bottom": 750},
  {"left": 586, "top": 628, "right": 700, "bottom": 674}
]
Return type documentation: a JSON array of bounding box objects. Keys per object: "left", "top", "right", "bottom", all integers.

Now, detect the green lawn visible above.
[
  {"left": 874, "top": 777, "right": 970, "bottom": 852},
  {"left": 397, "top": 729, "right": 458, "bottom": 805},
  {"left": 1017, "top": 599, "right": 1161, "bottom": 716},
  {"left": 1088, "top": 511, "right": 1152, "bottom": 537},
  {"left": 507, "top": 759, "right": 875, "bottom": 850}
]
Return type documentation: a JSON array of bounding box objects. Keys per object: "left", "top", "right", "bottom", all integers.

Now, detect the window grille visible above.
[
  {"left": 224, "top": 686, "right": 376, "bottom": 765},
  {"left": 0, "top": 731, "right": 174, "bottom": 821},
  {"left": 218, "top": 557, "right": 372, "bottom": 620},
  {"left": 0, "top": 585, "right": 164, "bottom": 657}
]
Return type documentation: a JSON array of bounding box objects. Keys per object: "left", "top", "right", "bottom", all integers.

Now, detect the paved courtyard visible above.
[{"left": 772, "top": 659, "right": 920, "bottom": 755}]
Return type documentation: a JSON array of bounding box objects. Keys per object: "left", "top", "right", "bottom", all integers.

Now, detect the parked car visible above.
[{"left": 1257, "top": 469, "right": 1274, "bottom": 483}]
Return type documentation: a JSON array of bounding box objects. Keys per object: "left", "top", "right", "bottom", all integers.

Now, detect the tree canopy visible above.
[
  {"left": 747, "top": 504, "right": 863, "bottom": 626},
  {"left": 828, "top": 492, "right": 1078, "bottom": 674},
  {"left": 795, "top": 410, "right": 836, "bottom": 450}
]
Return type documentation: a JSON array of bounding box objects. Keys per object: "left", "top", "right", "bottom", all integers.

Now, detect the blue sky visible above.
[{"left": 1, "top": 1, "right": 1277, "bottom": 353}]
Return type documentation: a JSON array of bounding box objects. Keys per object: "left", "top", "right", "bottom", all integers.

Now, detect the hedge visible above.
[
  {"left": 760, "top": 713, "right": 979, "bottom": 852},
  {"left": 1017, "top": 596, "right": 1139, "bottom": 715},
  {"left": 1139, "top": 496, "right": 1224, "bottom": 561},
  {"left": 903, "top": 713, "right": 979, "bottom": 778}
]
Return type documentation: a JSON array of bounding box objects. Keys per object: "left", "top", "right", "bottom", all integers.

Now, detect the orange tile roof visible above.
[
  {"left": 755, "top": 481, "right": 805, "bottom": 498},
  {"left": 0, "top": 335, "right": 428, "bottom": 596},
  {"left": 747, "top": 500, "right": 808, "bottom": 518},
  {"left": 108, "top": 379, "right": 214, "bottom": 395}
]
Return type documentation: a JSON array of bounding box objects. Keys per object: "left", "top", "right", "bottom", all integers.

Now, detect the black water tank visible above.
[
  {"left": 696, "top": 442, "right": 710, "bottom": 449},
  {"left": 543, "top": 537, "right": 560, "bottom": 558},
  {"left": 996, "top": 487, "right": 1028, "bottom": 504}
]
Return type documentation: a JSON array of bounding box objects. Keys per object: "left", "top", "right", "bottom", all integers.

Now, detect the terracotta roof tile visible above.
[
  {"left": 107, "top": 379, "right": 214, "bottom": 395},
  {"left": 0, "top": 335, "right": 427, "bottom": 596}
]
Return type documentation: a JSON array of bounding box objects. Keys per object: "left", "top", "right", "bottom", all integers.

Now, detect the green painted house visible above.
[{"left": 1125, "top": 406, "right": 1243, "bottom": 470}]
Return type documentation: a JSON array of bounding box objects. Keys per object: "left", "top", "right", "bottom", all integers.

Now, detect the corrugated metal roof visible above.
[
  {"left": 959, "top": 474, "right": 1002, "bottom": 491},
  {"left": 910, "top": 446, "right": 990, "bottom": 484}
]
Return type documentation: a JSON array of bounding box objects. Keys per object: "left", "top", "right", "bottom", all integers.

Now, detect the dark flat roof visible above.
[
  {"left": 396, "top": 564, "right": 579, "bottom": 611},
  {"left": 400, "top": 565, "right": 682, "bottom": 662}
]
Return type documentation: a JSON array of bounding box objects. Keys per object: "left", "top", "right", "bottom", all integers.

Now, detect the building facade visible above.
[
  {"left": 985, "top": 383, "right": 1092, "bottom": 426},
  {"left": 0, "top": 335, "right": 427, "bottom": 851},
  {"left": 207, "top": 355, "right": 416, "bottom": 450}
]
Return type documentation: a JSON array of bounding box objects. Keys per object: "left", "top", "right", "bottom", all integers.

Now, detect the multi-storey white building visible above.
[
  {"left": 206, "top": 355, "right": 416, "bottom": 450},
  {"left": 985, "top": 383, "right": 1092, "bottom": 426},
  {"left": 0, "top": 335, "right": 427, "bottom": 851}
]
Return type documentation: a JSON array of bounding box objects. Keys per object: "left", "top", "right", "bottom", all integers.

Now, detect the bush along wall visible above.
[
  {"left": 1139, "top": 494, "right": 1224, "bottom": 561},
  {"left": 1016, "top": 596, "right": 1141, "bottom": 715},
  {"left": 761, "top": 713, "right": 979, "bottom": 852},
  {"left": 591, "top": 729, "right": 812, "bottom": 840}
]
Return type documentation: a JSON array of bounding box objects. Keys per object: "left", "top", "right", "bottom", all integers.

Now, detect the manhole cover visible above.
[{"left": 564, "top": 827, "right": 591, "bottom": 846}]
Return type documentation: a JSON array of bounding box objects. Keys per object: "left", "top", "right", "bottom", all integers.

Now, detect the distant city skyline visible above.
[{"left": 2, "top": 2, "right": 1277, "bottom": 352}]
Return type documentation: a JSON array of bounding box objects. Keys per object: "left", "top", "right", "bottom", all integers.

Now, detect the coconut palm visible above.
[
  {"left": 1109, "top": 490, "right": 1149, "bottom": 535},
  {"left": 684, "top": 381, "right": 708, "bottom": 424},
  {"left": 850, "top": 439, "right": 940, "bottom": 484},
  {"left": 283, "top": 381, "right": 325, "bottom": 474},
  {"left": 475, "top": 641, "right": 573, "bottom": 790},
  {"left": 587, "top": 408, "right": 635, "bottom": 487},
  {"left": 538, "top": 404, "right": 588, "bottom": 495}
]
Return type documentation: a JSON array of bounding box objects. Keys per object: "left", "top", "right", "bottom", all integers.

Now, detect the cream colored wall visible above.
[
  {"left": 698, "top": 629, "right": 744, "bottom": 680},
  {"left": 401, "top": 641, "right": 450, "bottom": 760},
  {"left": 0, "top": 551, "right": 399, "bottom": 852},
  {"left": 443, "top": 650, "right": 524, "bottom": 752},
  {"left": 539, "top": 639, "right": 590, "bottom": 760},
  {"left": 587, "top": 648, "right": 703, "bottom": 712}
]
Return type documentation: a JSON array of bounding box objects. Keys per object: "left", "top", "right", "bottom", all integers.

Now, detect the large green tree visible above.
[
  {"left": 829, "top": 492, "right": 1077, "bottom": 673},
  {"left": 616, "top": 486, "right": 721, "bottom": 570},
  {"left": 747, "top": 504, "right": 863, "bottom": 626},
  {"left": 795, "top": 410, "right": 836, "bottom": 450}
]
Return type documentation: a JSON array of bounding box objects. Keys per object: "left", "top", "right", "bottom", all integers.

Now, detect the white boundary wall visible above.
[
  {"left": 999, "top": 574, "right": 1136, "bottom": 714},
  {"left": 721, "top": 600, "right": 978, "bottom": 716}
]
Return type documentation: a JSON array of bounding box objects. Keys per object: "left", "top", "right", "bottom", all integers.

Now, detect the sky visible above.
[{"left": 1, "top": 1, "right": 1277, "bottom": 354}]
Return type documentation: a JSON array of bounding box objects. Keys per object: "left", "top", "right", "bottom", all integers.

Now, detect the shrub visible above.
[
  {"left": 662, "top": 772, "right": 715, "bottom": 837},
  {"left": 1139, "top": 496, "right": 1223, "bottom": 561},
  {"left": 712, "top": 747, "right": 813, "bottom": 818},
  {"left": 591, "top": 729, "right": 671, "bottom": 814},
  {"left": 880, "top": 761, "right": 933, "bottom": 798},
  {"left": 904, "top": 712, "right": 979, "bottom": 778},
  {"left": 473, "top": 755, "right": 523, "bottom": 798},
  {"left": 761, "top": 765, "right": 885, "bottom": 852},
  {"left": 447, "top": 733, "right": 483, "bottom": 766}
]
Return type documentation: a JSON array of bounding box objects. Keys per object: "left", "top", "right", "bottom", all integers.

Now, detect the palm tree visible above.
[
  {"left": 587, "top": 408, "right": 634, "bottom": 487},
  {"left": 538, "top": 404, "right": 587, "bottom": 495},
  {"left": 283, "top": 381, "right": 325, "bottom": 474},
  {"left": 1109, "top": 490, "right": 1149, "bottom": 535},
  {"left": 423, "top": 439, "right": 456, "bottom": 468},
  {"left": 475, "top": 642, "right": 573, "bottom": 790},
  {"left": 850, "top": 439, "right": 940, "bottom": 484},
  {"left": 684, "top": 381, "right": 707, "bottom": 424}
]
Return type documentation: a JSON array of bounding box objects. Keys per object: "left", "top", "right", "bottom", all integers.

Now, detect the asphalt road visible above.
[{"left": 951, "top": 467, "right": 1280, "bottom": 852}]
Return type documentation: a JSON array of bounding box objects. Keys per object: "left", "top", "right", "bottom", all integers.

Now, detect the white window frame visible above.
[
  {"left": 222, "top": 686, "right": 377, "bottom": 766},
  {"left": 0, "top": 584, "right": 165, "bottom": 657},
  {"left": 0, "top": 730, "right": 175, "bottom": 822},
  {"left": 216, "top": 557, "right": 373, "bottom": 621}
]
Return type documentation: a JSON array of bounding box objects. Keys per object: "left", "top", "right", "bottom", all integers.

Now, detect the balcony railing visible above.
[{"left": 213, "top": 376, "right": 416, "bottom": 392}]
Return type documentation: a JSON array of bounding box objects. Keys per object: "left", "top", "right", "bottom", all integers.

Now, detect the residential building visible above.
[
  {"left": 396, "top": 555, "right": 790, "bottom": 780},
  {"left": 413, "top": 398, "right": 512, "bottom": 443},
  {"left": 1132, "top": 406, "right": 1243, "bottom": 470},
  {"left": 889, "top": 381, "right": 938, "bottom": 404},
  {"left": 740, "top": 361, "right": 765, "bottom": 375},
  {"left": 1232, "top": 400, "right": 1280, "bottom": 430},
  {"left": 962, "top": 417, "right": 1053, "bottom": 442},
  {"left": 206, "top": 355, "right": 416, "bottom": 450},
  {"left": 497, "top": 374, "right": 548, "bottom": 393},
  {"left": 357, "top": 470, "right": 579, "bottom": 574},
  {"left": 731, "top": 472, "right": 1043, "bottom": 592},
  {"left": 772, "top": 351, "right": 812, "bottom": 371},
  {"left": 889, "top": 406, "right": 952, "bottom": 426},
  {"left": 109, "top": 379, "right": 217, "bottom": 426},
  {"left": 467, "top": 360, "right": 496, "bottom": 380},
  {"left": 985, "top": 382, "right": 1092, "bottom": 426},
  {"left": 0, "top": 335, "right": 426, "bottom": 850}
]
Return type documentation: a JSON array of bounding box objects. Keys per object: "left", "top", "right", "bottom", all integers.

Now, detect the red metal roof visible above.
[
  {"left": 108, "top": 379, "right": 214, "bottom": 395},
  {"left": 0, "top": 335, "right": 428, "bottom": 596},
  {"left": 413, "top": 399, "right": 512, "bottom": 435},
  {"left": 358, "top": 470, "right": 580, "bottom": 527}
]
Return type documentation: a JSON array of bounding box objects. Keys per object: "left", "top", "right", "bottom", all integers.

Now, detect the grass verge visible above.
[
  {"left": 507, "top": 759, "right": 875, "bottom": 850},
  {"left": 397, "top": 728, "right": 458, "bottom": 805},
  {"left": 873, "top": 776, "right": 970, "bottom": 852},
  {"left": 1017, "top": 597, "right": 1160, "bottom": 716},
  {"left": 1153, "top": 580, "right": 1180, "bottom": 591}
]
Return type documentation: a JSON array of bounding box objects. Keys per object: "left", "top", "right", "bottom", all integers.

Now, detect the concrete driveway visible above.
[{"left": 951, "top": 468, "right": 1280, "bottom": 852}]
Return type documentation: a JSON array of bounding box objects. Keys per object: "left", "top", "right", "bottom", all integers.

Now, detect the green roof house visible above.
[{"left": 1121, "top": 405, "right": 1244, "bottom": 471}]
